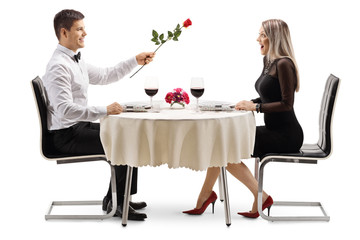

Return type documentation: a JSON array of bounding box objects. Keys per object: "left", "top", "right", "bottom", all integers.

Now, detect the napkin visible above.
[
  {"left": 199, "top": 101, "right": 235, "bottom": 111},
  {"left": 121, "top": 103, "right": 151, "bottom": 112}
]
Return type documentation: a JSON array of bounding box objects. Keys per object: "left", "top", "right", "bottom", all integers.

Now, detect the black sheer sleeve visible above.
[
  {"left": 260, "top": 58, "right": 297, "bottom": 113},
  {"left": 251, "top": 98, "right": 262, "bottom": 103}
]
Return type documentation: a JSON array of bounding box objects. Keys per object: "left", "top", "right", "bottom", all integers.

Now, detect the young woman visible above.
[{"left": 183, "top": 19, "right": 303, "bottom": 218}]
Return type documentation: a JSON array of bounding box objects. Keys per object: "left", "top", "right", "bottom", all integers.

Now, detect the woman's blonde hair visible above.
[{"left": 262, "top": 19, "right": 300, "bottom": 92}]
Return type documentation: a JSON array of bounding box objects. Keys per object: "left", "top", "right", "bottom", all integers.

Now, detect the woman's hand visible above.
[
  {"left": 107, "top": 102, "right": 123, "bottom": 115},
  {"left": 235, "top": 100, "right": 256, "bottom": 111}
]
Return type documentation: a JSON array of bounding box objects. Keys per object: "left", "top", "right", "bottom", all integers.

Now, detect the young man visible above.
[{"left": 43, "top": 9, "right": 155, "bottom": 221}]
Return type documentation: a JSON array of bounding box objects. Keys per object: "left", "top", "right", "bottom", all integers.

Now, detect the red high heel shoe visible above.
[
  {"left": 183, "top": 191, "right": 218, "bottom": 215},
  {"left": 237, "top": 196, "right": 273, "bottom": 218}
]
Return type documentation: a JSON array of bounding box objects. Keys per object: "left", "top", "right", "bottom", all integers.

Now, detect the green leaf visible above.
[
  {"left": 173, "top": 36, "right": 178, "bottom": 41},
  {"left": 152, "top": 30, "right": 159, "bottom": 38},
  {"left": 155, "top": 41, "right": 161, "bottom": 45},
  {"left": 176, "top": 24, "right": 180, "bottom": 30},
  {"left": 168, "top": 31, "right": 173, "bottom": 38},
  {"left": 151, "top": 37, "right": 158, "bottom": 42},
  {"left": 159, "top": 33, "right": 164, "bottom": 40},
  {"left": 161, "top": 39, "right": 166, "bottom": 44},
  {"left": 174, "top": 30, "right": 182, "bottom": 38}
]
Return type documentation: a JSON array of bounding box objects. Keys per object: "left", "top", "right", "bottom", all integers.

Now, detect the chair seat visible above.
[
  {"left": 44, "top": 149, "right": 104, "bottom": 159},
  {"left": 300, "top": 144, "right": 329, "bottom": 158},
  {"left": 260, "top": 143, "right": 329, "bottom": 160},
  {"left": 42, "top": 131, "right": 106, "bottom": 162}
]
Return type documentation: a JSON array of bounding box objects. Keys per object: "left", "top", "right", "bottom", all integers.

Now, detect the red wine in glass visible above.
[
  {"left": 145, "top": 88, "right": 158, "bottom": 97},
  {"left": 190, "top": 88, "right": 204, "bottom": 98},
  {"left": 144, "top": 77, "right": 159, "bottom": 111},
  {"left": 190, "top": 78, "right": 204, "bottom": 112}
]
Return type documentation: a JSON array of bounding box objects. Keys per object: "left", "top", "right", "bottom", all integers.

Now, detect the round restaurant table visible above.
[{"left": 100, "top": 103, "right": 256, "bottom": 226}]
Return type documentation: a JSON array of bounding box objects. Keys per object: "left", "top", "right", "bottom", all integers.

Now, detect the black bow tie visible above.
[{"left": 74, "top": 52, "right": 81, "bottom": 62}]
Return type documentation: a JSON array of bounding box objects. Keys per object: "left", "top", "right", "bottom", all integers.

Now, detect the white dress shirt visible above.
[{"left": 42, "top": 44, "right": 138, "bottom": 130}]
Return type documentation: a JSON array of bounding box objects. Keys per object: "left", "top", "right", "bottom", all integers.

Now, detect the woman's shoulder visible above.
[{"left": 275, "top": 57, "right": 295, "bottom": 69}]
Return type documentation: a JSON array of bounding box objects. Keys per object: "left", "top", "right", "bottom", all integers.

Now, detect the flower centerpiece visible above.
[
  {"left": 130, "top": 18, "right": 192, "bottom": 78},
  {"left": 165, "top": 88, "right": 190, "bottom": 107}
]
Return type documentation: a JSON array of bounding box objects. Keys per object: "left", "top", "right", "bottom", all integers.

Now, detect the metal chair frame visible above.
[{"left": 256, "top": 156, "right": 330, "bottom": 221}]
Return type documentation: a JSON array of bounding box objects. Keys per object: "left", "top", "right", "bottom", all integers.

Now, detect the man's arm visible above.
[
  {"left": 45, "top": 64, "right": 108, "bottom": 123},
  {"left": 87, "top": 57, "right": 137, "bottom": 85},
  {"left": 87, "top": 52, "right": 155, "bottom": 85}
]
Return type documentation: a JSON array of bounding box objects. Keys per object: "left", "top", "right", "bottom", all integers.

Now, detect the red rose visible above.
[
  {"left": 174, "top": 88, "right": 183, "bottom": 93},
  {"left": 183, "top": 92, "right": 190, "bottom": 104},
  {"left": 183, "top": 18, "right": 192, "bottom": 28},
  {"left": 165, "top": 92, "right": 174, "bottom": 104}
]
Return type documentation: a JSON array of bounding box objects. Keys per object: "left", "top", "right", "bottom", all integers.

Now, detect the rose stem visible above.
[{"left": 130, "top": 41, "right": 166, "bottom": 78}]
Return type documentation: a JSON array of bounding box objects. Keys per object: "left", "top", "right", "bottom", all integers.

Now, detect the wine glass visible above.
[
  {"left": 144, "top": 76, "right": 159, "bottom": 110},
  {"left": 190, "top": 77, "right": 205, "bottom": 112}
]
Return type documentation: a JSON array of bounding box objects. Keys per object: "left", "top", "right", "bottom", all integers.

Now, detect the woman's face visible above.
[{"left": 257, "top": 26, "right": 269, "bottom": 55}]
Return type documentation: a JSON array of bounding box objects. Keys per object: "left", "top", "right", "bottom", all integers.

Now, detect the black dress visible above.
[{"left": 251, "top": 57, "right": 303, "bottom": 158}]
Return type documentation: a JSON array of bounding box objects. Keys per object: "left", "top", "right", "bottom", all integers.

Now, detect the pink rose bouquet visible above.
[{"left": 165, "top": 88, "right": 190, "bottom": 107}]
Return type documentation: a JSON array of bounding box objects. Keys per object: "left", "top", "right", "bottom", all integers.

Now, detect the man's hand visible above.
[
  {"left": 107, "top": 102, "right": 123, "bottom": 115},
  {"left": 136, "top": 52, "right": 155, "bottom": 65}
]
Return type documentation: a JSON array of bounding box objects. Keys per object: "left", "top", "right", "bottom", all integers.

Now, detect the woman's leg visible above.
[
  {"left": 192, "top": 162, "right": 269, "bottom": 212},
  {"left": 194, "top": 167, "right": 220, "bottom": 209},
  {"left": 226, "top": 162, "right": 269, "bottom": 213}
]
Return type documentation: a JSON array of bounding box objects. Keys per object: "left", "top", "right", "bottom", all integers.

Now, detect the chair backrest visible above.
[
  {"left": 317, "top": 74, "right": 340, "bottom": 156},
  {"left": 31, "top": 76, "right": 107, "bottom": 163},
  {"left": 31, "top": 76, "right": 59, "bottom": 158}
]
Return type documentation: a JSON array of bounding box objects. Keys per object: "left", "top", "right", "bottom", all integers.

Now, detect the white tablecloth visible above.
[{"left": 100, "top": 105, "right": 255, "bottom": 171}]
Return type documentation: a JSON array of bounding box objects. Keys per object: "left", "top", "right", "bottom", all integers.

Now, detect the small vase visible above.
[{"left": 170, "top": 102, "right": 185, "bottom": 109}]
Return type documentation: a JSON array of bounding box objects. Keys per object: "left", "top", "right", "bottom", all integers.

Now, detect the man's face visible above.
[{"left": 60, "top": 19, "right": 87, "bottom": 52}]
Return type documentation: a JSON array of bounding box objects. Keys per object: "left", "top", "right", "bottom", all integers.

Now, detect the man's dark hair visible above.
[{"left": 54, "top": 9, "right": 84, "bottom": 40}]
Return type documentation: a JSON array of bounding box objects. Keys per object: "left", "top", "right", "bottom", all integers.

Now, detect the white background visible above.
[{"left": 0, "top": 0, "right": 358, "bottom": 239}]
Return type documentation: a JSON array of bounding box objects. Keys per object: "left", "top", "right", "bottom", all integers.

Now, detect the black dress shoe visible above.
[
  {"left": 102, "top": 196, "right": 110, "bottom": 211},
  {"left": 107, "top": 200, "right": 147, "bottom": 221},
  {"left": 103, "top": 196, "right": 147, "bottom": 211},
  {"left": 129, "top": 201, "right": 147, "bottom": 210}
]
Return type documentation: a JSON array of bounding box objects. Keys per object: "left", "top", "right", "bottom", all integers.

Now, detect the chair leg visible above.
[
  {"left": 254, "top": 157, "right": 260, "bottom": 181},
  {"left": 257, "top": 158, "right": 330, "bottom": 221},
  {"left": 45, "top": 162, "right": 117, "bottom": 220},
  {"left": 218, "top": 175, "right": 224, "bottom": 202}
]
